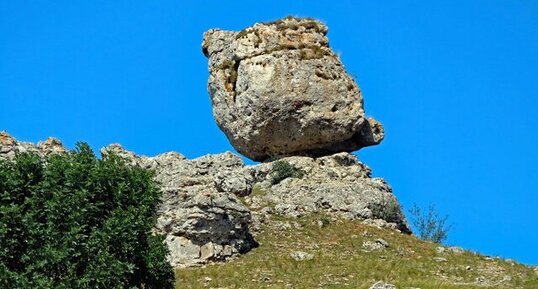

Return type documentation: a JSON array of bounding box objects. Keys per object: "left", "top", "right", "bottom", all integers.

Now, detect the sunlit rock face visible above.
[
  {"left": 1, "top": 134, "right": 410, "bottom": 268},
  {"left": 202, "top": 16, "right": 383, "bottom": 161}
]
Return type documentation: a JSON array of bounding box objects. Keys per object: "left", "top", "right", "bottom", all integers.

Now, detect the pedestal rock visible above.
[{"left": 202, "top": 16, "right": 384, "bottom": 161}]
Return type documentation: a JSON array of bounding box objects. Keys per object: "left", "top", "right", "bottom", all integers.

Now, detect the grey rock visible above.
[
  {"left": 433, "top": 257, "right": 448, "bottom": 262},
  {"left": 202, "top": 17, "right": 383, "bottom": 161},
  {"left": 214, "top": 169, "right": 253, "bottom": 196},
  {"left": 0, "top": 131, "right": 66, "bottom": 160},
  {"left": 101, "top": 145, "right": 257, "bottom": 268},
  {"left": 274, "top": 203, "right": 303, "bottom": 218},
  {"left": 165, "top": 236, "right": 201, "bottom": 265},
  {"left": 363, "top": 239, "right": 389, "bottom": 251},
  {"left": 362, "top": 219, "right": 399, "bottom": 231},
  {"left": 2, "top": 133, "right": 410, "bottom": 267},
  {"left": 37, "top": 137, "right": 67, "bottom": 155},
  {"left": 436, "top": 246, "right": 446, "bottom": 254},
  {"left": 246, "top": 153, "right": 410, "bottom": 233},
  {"left": 289, "top": 251, "right": 314, "bottom": 261},
  {"left": 370, "top": 281, "right": 397, "bottom": 289},
  {"left": 376, "top": 238, "right": 389, "bottom": 247},
  {"left": 272, "top": 221, "right": 293, "bottom": 230},
  {"left": 260, "top": 206, "right": 273, "bottom": 215},
  {"left": 448, "top": 246, "right": 464, "bottom": 255}
]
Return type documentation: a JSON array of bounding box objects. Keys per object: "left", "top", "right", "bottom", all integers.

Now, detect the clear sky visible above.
[{"left": 1, "top": 1, "right": 537, "bottom": 265}]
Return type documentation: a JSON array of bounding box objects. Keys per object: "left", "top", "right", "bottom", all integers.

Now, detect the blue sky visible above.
[{"left": 1, "top": 1, "right": 537, "bottom": 264}]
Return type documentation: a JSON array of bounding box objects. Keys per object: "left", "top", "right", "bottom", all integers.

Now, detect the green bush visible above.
[
  {"left": 408, "top": 203, "right": 453, "bottom": 244},
  {"left": 270, "top": 160, "right": 304, "bottom": 185},
  {"left": 0, "top": 143, "right": 174, "bottom": 289},
  {"left": 369, "top": 195, "right": 402, "bottom": 224}
]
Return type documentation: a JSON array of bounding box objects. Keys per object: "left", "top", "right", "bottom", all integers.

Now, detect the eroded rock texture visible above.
[
  {"left": 241, "top": 153, "right": 411, "bottom": 234},
  {"left": 0, "top": 132, "right": 257, "bottom": 268},
  {"left": 203, "top": 17, "right": 384, "bottom": 161},
  {"left": 101, "top": 145, "right": 258, "bottom": 268},
  {"left": 0, "top": 131, "right": 66, "bottom": 160},
  {"left": 0, "top": 132, "right": 410, "bottom": 268}
]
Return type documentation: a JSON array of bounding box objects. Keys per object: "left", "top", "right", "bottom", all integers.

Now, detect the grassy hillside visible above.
[{"left": 175, "top": 214, "right": 537, "bottom": 289}]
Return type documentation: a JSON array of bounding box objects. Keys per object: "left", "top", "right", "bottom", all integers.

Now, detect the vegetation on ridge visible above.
[
  {"left": 409, "top": 203, "right": 454, "bottom": 244},
  {"left": 270, "top": 160, "right": 304, "bottom": 184},
  {"left": 0, "top": 144, "right": 174, "bottom": 289}
]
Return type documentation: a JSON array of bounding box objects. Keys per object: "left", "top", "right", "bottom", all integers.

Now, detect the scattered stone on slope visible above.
[
  {"left": 362, "top": 239, "right": 389, "bottom": 252},
  {"left": 202, "top": 16, "right": 384, "bottom": 161},
  {"left": 369, "top": 281, "right": 397, "bottom": 289},
  {"left": 436, "top": 246, "right": 446, "bottom": 254},
  {"left": 448, "top": 246, "right": 464, "bottom": 255},
  {"left": 289, "top": 251, "right": 314, "bottom": 261}
]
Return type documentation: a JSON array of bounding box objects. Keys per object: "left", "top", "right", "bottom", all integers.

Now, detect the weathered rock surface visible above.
[
  {"left": 369, "top": 281, "right": 397, "bottom": 289},
  {"left": 0, "top": 133, "right": 257, "bottom": 268},
  {"left": 242, "top": 152, "right": 411, "bottom": 233},
  {"left": 0, "top": 132, "right": 410, "bottom": 267},
  {"left": 289, "top": 251, "right": 314, "bottom": 261},
  {"left": 101, "top": 145, "right": 257, "bottom": 268},
  {"left": 202, "top": 17, "right": 384, "bottom": 161},
  {"left": 362, "top": 238, "right": 390, "bottom": 252},
  {"left": 0, "top": 131, "right": 66, "bottom": 160}
]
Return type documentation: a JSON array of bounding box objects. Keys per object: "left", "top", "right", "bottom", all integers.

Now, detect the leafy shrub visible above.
[
  {"left": 319, "top": 216, "right": 331, "bottom": 227},
  {"left": 270, "top": 160, "right": 304, "bottom": 184},
  {"left": 408, "top": 203, "right": 453, "bottom": 244},
  {"left": 369, "top": 195, "right": 402, "bottom": 224},
  {"left": 0, "top": 143, "right": 174, "bottom": 289}
]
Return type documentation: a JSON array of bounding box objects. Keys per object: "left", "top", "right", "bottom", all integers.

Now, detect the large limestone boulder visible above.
[{"left": 202, "top": 17, "right": 384, "bottom": 161}]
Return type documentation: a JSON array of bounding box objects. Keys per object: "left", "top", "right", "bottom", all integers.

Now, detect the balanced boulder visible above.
[{"left": 202, "top": 17, "right": 384, "bottom": 161}]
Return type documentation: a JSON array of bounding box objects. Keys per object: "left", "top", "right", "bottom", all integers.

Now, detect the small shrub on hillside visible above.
[
  {"left": 0, "top": 143, "right": 174, "bottom": 289},
  {"left": 319, "top": 216, "right": 331, "bottom": 227},
  {"left": 408, "top": 203, "right": 453, "bottom": 244},
  {"left": 369, "top": 196, "right": 402, "bottom": 224},
  {"left": 270, "top": 160, "right": 304, "bottom": 185}
]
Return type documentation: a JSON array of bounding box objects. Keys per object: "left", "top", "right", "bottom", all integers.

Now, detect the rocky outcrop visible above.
[
  {"left": 0, "top": 133, "right": 257, "bottom": 268},
  {"left": 240, "top": 153, "right": 410, "bottom": 233},
  {"left": 0, "top": 132, "right": 410, "bottom": 267},
  {"left": 101, "top": 145, "right": 257, "bottom": 268},
  {"left": 0, "top": 131, "right": 66, "bottom": 160},
  {"left": 202, "top": 16, "right": 384, "bottom": 161}
]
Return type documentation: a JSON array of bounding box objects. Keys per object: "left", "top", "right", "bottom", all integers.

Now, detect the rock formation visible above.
[
  {"left": 0, "top": 16, "right": 410, "bottom": 269},
  {"left": 0, "top": 131, "right": 409, "bottom": 267},
  {"left": 100, "top": 145, "right": 257, "bottom": 267},
  {"left": 202, "top": 16, "right": 384, "bottom": 161},
  {"left": 0, "top": 131, "right": 66, "bottom": 160}
]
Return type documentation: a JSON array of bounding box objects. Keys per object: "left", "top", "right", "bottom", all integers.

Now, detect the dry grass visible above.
[{"left": 175, "top": 214, "right": 538, "bottom": 288}]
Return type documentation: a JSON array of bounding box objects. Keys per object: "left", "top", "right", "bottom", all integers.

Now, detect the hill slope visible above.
[{"left": 175, "top": 214, "right": 538, "bottom": 289}]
